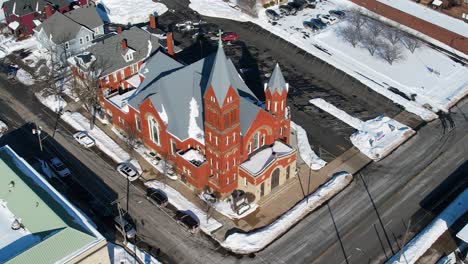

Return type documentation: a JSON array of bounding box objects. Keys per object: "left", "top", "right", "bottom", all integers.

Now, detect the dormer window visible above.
[
  {"left": 64, "top": 42, "right": 69, "bottom": 50},
  {"left": 126, "top": 53, "right": 133, "bottom": 61}
]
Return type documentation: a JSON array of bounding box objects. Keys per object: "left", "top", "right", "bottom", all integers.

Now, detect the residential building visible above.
[
  {"left": 0, "top": 145, "right": 109, "bottom": 264},
  {"left": 349, "top": 0, "right": 468, "bottom": 55},
  {"left": 1, "top": 0, "right": 88, "bottom": 37},
  {"left": 99, "top": 41, "right": 297, "bottom": 202},
  {"left": 68, "top": 26, "right": 161, "bottom": 92},
  {"left": 34, "top": 5, "right": 103, "bottom": 57}
]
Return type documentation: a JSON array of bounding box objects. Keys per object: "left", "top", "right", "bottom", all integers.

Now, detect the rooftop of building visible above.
[
  {"left": 240, "top": 141, "right": 295, "bottom": 176},
  {"left": 0, "top": 145, "right": 105, "bottom": 264}
]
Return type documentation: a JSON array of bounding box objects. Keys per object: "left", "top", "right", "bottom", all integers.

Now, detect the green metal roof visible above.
[{"left": 0, "top": 146, "right": 99, "bottom": 264}]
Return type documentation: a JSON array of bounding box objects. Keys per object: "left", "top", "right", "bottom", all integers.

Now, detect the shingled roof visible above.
[
  {"left": 2, "top": 0, "right": 72, "bottom": 17},
  {"left": 128, "top": 45, "right": 262, "bottom": 143},
  {"left": 267, "top": 63, "right": 287, "bottom": 94}
]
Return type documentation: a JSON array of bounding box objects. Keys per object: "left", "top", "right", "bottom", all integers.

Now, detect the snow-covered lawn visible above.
[
  {"left": 199, "top": 194, "right": 258, "bottom": 219},
  {"left": 0, "top": 36, "right": 38, "bottom": 59},
  {"left": 144, "top": 180, "right": 223, "bottom": 233},
  {"left": 387, "top": 189, "right": 468, "bottom": 264},
  {"left": 108, "top": 242, "right": 161, "bottom": 264},
  {"left": 311, "top": 98, "right": 415, "bottom": 160},
  {"left": 16, "top": 69, "right": 35, "bottom": 85},
  {"left": 96, "top": 0, "right": 168, "bottom": 24},
  {"left": 221, "top": 171, "right": 353, "bottom": 254},
  {"left": 35, "top": 93, "right": 67, "bottom": 114},
  {"left": 291, "top": 121, "right": 327, "bottom": 169},
  {"left": 188, "top": 0, "right": 468, "bottom": 120}
]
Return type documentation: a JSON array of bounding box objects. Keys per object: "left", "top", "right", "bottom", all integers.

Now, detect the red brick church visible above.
[{"left": 74, "top": 39, "right": 297, "bottom": 201}]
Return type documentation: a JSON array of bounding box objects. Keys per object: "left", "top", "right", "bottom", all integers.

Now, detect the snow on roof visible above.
[
  {"left": 107, "top": 89, "right": 137, "bottom": 113},
  {"left": 180, "top": 149, "right": 206, "bottom": 163},
  {"left": 95, "top": 0, "right": 168, "bottom": 24},
  {"left": 378, "top": 0, "right": 468, "bottom": 38},
  {"left": 240, "top": 141, "right": 294, "bottom": 176},
  {"left": 158, "top": 104, "right": 168, "bottom": 125},
  {"left": 125, "top": 74, "right": 142, "bottom": 88},
  {"left": 432, "top": 0, "right": 442, "bottom": 6},
  {"left": 456, "top": 223, "right": 468, "bottom": 243},
  {"left": 188, "top": 98, "right": 205, "bottom": 144},
  {"left": 8, "top": 21, "right": 19, "bottom": 30}
]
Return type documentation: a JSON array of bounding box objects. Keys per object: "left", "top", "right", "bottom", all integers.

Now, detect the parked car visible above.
[
  {"left": 294, "top": 0, "right": 308, "bottom": 7},
  {"left": 49, "top": 157, "right": 71, "bottom": 178},
  {"left": 303, "top": 21, "right": 319, "bottom": 32},
  {"left": 318, "top": 14, "right": 338, "bottom": 24},
  {"left": 73, "top": 131, "right": 95, "bottom": 148},
  {"left": 0, "top": 64, "right": 18, "bottom": 79},
  {"left": 221, "top": 32, "right": 238, "bottom": 42},
  {"left": 287, "top": 2, "right": 303, "bottom": 11},
  {"left": 265, "top": 9, "right": 280, "bottom": 21},
  {"left": 329, "top": 10, "right": 346, "bottom": 19},
  {"left": 310, "top": 18, "right": 327, "bottom": 29},
  {"left": 114, "top": 216, "right": 136, "bottom": 239},
  {"left": 175, "top": 211, "right": 199, "bottom": 233},
  {"left": 279, "top": 5, "right": 295, "bottom": 15},
  {"left": 116, "top": 163, "right": 139, "bottom": 182},
  {"left": 146, "top": 188, "right": 169, "bottom": 207}
]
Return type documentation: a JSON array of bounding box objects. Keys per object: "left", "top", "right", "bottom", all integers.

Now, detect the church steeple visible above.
[{"left": 266, "top": 63, "right": 287, "bottom": 95}]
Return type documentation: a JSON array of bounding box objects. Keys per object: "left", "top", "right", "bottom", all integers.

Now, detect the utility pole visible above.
[
  {"left": 306, "top": 154, "right": 312, "bottom": 203},
  {"left": 32, "top": 123, "right": 43, "bottom": 152},
  {"left": 52, "top": 107, "right": 63, "bottom": 138},
  {"left": 359, "top": 173, "right": 395, "bottom": 255},
  {"left": 126, "top": 177, "right": 130, "bottom": 214}
]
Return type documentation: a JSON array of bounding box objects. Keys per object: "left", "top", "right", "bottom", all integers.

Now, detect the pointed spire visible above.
[
  {"left": 218, "top": 29, "right": 223, "bottom": 48},
  {"left": 206, "top": 36, "right": 233, "bottom": 107},
  {"left": 267, "top": 63, "right": 287, "bottom": 94}
]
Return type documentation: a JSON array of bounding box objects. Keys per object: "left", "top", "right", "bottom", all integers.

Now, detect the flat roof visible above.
[
  {"left": 0, "top": 145, "right": 105, "bottom": 264},
  {"left": 456, "top": 224, "right": 468, "bottom": 243}
]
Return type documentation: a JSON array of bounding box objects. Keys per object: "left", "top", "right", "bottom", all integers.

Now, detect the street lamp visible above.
[{"left": 32, "top": 124, "right": 43, "bottom": 152}]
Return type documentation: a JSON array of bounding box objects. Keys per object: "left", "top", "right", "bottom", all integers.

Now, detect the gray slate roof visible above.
[
  {"left": 267, "top": 63, "right": 287, "bottom": 94},
  {"left": 128, "top": 45, "right": 263, "bottom": 142},
  {"left": 2, "top": 0, "right": 71, "bottom": 17},
  {"left": 82, "top": 27, "right": 160, "bottom": 76},
  {"left": 206, "top": 43, "right": 234, "bottom": 107},
  {"left": 35, "top": 6, "right": 102, "bottom": 44}
]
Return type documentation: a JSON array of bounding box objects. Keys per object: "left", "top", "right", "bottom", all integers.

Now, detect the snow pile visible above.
[
  {"left": 0, "top": 36, "right": 38, "bottom": 59},
  {"left": 188, "top": 98, "right": 205, "bottom": 144},
  {"left": 310, "top": 98, "right": 415, "bottom": 161},
  {"left": 16, "top": 69, "right": 35, "bottom": 85},
  {"left": 157, "top": 104, "right": 168, "bottom": 125},
  {"left": 291, "top": 121, "right": 327, "bottom": 170},
  {"left": 144, "top": 180, "right": 223, "bottom": 233},
  {"left": 109, "top": 242, "right": 162, "bottom": 264},
  {"left": 222, "top": 171, "right": 353, "bottom": 253},
  {"left": 96, "top": 0, "right": 168, "bottom": 24},
  {"left": 186, "top": 0, "right": 466, "bottom": 120},
  {"left": 199, "top": 194, "right": 258, "bottom": 219},
  {"left": 57, "top": 111, "right": 142, "bottom": 172},
  {"left": 126, "top": 242, "right": 162, "bottom": 264},
  {"left": 387, "top": 189, "right": 468, "bottom": 264},
  {"left": 35, "top": 93, "right": 67, "bottom": 113},
  {"left": 0, "top": 120, "right": 7, "bottom": 137}
]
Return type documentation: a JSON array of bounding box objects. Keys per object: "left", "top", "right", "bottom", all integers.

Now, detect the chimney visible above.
[
  {"left": 121, "top": 39, "right": 127, "bottom": 49},
  {"left": 117, "top": 27, "right": 122, "bottom": 34},
  {"left": 149, "top": 14, "right": 157, "bottom": 29},
  {"left": 44, "top": 5, "right": 54, "bottom": 18},
  {"left": 166, "top": 32, "right": 174, "bottom": 56}
]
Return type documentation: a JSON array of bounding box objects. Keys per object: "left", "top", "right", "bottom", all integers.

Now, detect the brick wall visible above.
[{"left": 349, "top": 0, "right": 468, "bottom": 54}]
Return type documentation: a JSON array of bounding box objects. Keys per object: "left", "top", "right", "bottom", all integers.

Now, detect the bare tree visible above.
[
  {"left": 70, "top": 64, "right": 101, "bottom": 129},
  {"left": 378, "top": 43, "right": 404, "bottom": 65},
  {"left": 383, "top": 26, "right": 404, "bottom": 46},
  {"left": 347, "top": 9, "right": 367, "bottom": 32},
  {"left": 123, "top": 125, "right": 140, "bottom": 160},
  {"left": 401, "top": 33, "right": 422, "bottom": 53},
  {"left": 337, "top": 25, "right": 361, "bottom": 47},
  {"left": 361, "top": 20, "right": 384, "bottom": 56}
]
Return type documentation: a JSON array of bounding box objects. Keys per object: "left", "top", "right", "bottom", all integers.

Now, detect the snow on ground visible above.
[
  {"left": 126, "top": 242, "right": 162, "bottom": 264},
  {"left": 188, "top": 0, "right": 467, "bottom": 120},
  {"left": 16, "top": 69, "right": 35, "bottom": 85},
  {"left": 291, "top": 121, "right": 327, "bottom": 170},
  {"left": 199, "top": 194, "right": 258, "bottom": 219},
  {"left": 145, "top": 180, "right": 223, "bottom": 233},
  {"left": 109, "top": 242, "right": 162, "bottom": 264},
  {"left": 387, "top": 189, "right": 468, "bottom": 264},
  {"left": 0, "top": 36, "right": 38, "bottom": 59},
  {"left": 222, "top": 171, "right": 353, "bottom": 254},
  {"left": 35, "top": 93, "right": 67, "bottom": 113},
  {"left": 310, "top": 98, "right": 415, "bottom": 161},
  {"left": 96, "top": 0, "right": 168, "bottom": 24}
]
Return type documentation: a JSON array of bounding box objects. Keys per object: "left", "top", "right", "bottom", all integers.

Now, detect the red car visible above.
[{"left": 221, "top": 32, "right": 238, "bottom": 42}]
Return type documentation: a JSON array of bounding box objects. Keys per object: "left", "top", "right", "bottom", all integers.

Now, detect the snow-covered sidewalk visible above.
[
  {"left": 95, "top": 0, "right": 168, "bottom": 24},
  {"left": 144, "top": 180, "right": 222, "bottom": 233},
  {"left": 221, "top": 171, "right": 353, "bottom": 254},
  {"left": 108, "top": 242, "right": 162, "bottom": 264},
  {"left": 310, "top": 98, "right": 415, "bottom": 161},
  {"left": 199, "top": 193, "right": 258, "bottom": 220},
  {"left": 291, "top": 122, "right": 327, "bottom": 170},
  {"left": 387, "top": 189, "right": 468, "bottom": 264}
]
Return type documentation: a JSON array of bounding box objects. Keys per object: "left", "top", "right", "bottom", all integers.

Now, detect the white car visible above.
[
  {"left": 73, "top": 132, "right": 95, "bottom": 148},
  {"left": 117, "top": 163, "right": 139, "bottom": 181},
  {"left": 114, "top": 216, "right": 136, "bottom": 239},
  {"left": 49, "top": 157, "right": 71, "bottom": 178},
  {"left": 318, "top": 14, "right": 338, "bottom": 25}
]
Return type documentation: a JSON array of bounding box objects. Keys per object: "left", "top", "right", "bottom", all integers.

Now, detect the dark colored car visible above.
[
  {"left": 287, "top": 2, "right": 303, "bottom": 11},
  {"left": 175, "top": 211, "right": 199, "bottom": 233},
  {"left": 265, "top": 9, "right": 280, "bottom": 21},
  {"left": 303, "top": 21, "right": 319, "bottom": 32},
  {"left": 146, "top": 188, "right": 169, "bottom": 207},
  {"left": 221, "top": 32, "right": 238, "bottom": 42},
  {"left": 294, "top": 0, "right": 308, "bottom": 7},
  {"left": 279, "top": 5, "right": 294, "bottom": 15},
  {"left": 0, "top": 64, "right": 18, "bottom": 79},
  {"left": 329, "top": 10, "right": 346, "bottom": 18},
  {"left": 310, "top": 18, "right": 327, "bottom": 29}
]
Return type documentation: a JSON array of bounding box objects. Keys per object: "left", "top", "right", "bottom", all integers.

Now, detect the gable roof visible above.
[
  {"left": 267, "top": 63, "right": 287, "bottom": 94},
  {"left": 62, "top": 6, "right": 103, "bottom": 30},
  {"left": 81, "top": 27, "right": 160, "bottom": 76},
  {"left": 128, "top": 47, "right": 265, "bottom": 143}
]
